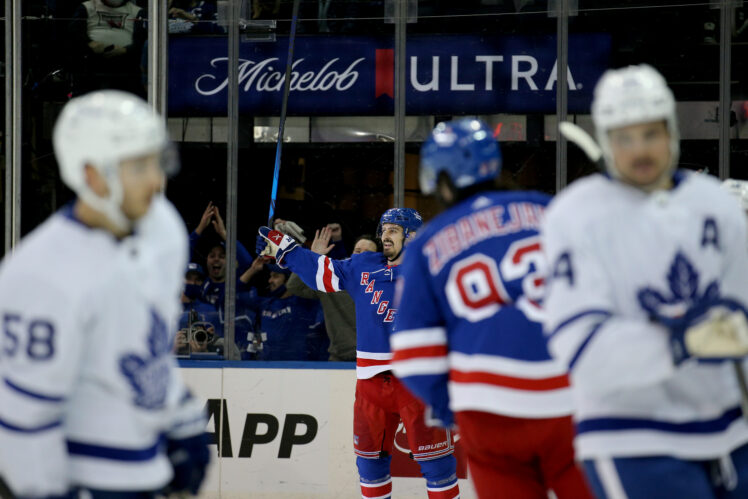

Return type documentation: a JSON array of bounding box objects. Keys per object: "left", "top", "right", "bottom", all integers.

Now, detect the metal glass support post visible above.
[
  {"left": 555, "top": 0, "right": 569, "bottom": 192},
  {"left": 718, "top": 0, "right": 733, "bottom": 180},
  {"left": 147, "top": 0, "right": 168, "bottom": 116},
  {"left": 223, "top": 0, "right": 241, "bottom": 360},
  {"left": 393, "top": 0, "right": 407, "bottom": 208},
  {"left": 5, "top": 0, "right": 22, "bottom": 253}
]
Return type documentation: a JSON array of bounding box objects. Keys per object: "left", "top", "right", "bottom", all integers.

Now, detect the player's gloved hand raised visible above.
[
  {"left": 256, "top": 226, "right": 298, "bottom": 267},
  {"left": 162, "top": 432, "right": 211, "bottom": 496},
  {"left": 656, "top": 299, "right": 748, "bottom": 365}
]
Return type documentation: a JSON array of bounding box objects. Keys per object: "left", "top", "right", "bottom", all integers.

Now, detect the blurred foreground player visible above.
[
  {"left": 543, "top": 64, "right": 748, "bottom": 498},
  {"left": 0, "top": 91, "right": 209, "bottom": 498},
  {"left": 390, "top": 118, "right": 591, "bottom": 498},
  {"left": 257, "top": 209, "right": 460, "bottom": 499}
]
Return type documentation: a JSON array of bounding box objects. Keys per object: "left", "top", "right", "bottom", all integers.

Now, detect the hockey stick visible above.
[
  {"left": 734, "top": 362, "right": 748, "bottom": 421},
  {"left": 0, "top": 475, "right": 15, "bottom": 499},
  {"left": 558, "top": 121, "right": 603, "bottom": 166},
  {"left": 268, "top": 0, "right": 302, "bottom": 226}
]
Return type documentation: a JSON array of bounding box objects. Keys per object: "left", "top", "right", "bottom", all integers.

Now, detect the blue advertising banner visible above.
[{"left": 167, "top": 33, "right": 611, "bottom": 116}]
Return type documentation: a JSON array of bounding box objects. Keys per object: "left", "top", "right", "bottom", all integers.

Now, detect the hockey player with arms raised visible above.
[
  {"left": 257, "top": 209, "right": 460, "bottom": 499},
  {"left": 543, "top": 64, "right": 748, "bottom": 497},
  {"left": 389, "top": 118, "right": 592, "bottom": 498},
  {"left": 0, "top": 91, "right": 209, "bottom": 498}
]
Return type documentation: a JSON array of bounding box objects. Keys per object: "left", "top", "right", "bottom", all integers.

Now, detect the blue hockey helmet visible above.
[
  {"left": 377, "top": 207, "right": 423, "bottom": 240},
  {"left": 419, "top": 118, "right": 502, "bottom": 195}
]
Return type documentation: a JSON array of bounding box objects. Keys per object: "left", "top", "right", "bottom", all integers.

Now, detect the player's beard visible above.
[{"left": 382, "top": 238, "right": 402, "bottom": 261}]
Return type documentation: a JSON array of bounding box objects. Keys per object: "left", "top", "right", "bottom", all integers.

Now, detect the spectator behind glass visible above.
[
  {"left": 323, "top": 222, "right": 348, "bottom": 260},
  {"left": 352, "top": 234, "right": 380, "bottom": 254},
  {"left": 284, "top": 227, "right": 381, "bottom": 362},
  {"left": 67, "top": 0, "right": 147, "bottom": 96},
  {"left": 168, "top": 0, "right": 224, "bottom": 34},
  {"left": 190, "top": 202, "right": 253, "bottom": 307},
  {"left": 240, "top": 258, "right": 326, "bottom": 361},
  {"left": 274, "top": 217, "right": 349, "bottom": 260},
  {"left": 175, "top": 263, "right": 244, "bottom": 358}
]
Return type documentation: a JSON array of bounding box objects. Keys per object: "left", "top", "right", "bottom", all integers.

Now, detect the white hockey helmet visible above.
[
  {"left": 53, "top": 90, "right": 173, "bottom": 231},
  {"left": 591, "top": 64, "right": 679, "bottom": 180},
  {"left": 721, "top": 178, "right": 748, "bottom": 212}
]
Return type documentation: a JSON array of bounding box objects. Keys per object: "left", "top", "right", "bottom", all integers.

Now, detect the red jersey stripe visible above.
[
  {"left": 357, "top": 357, "right": 391, "bottom": 368},
  {"left": 321, "top": 257, "right": 336, "bottom": 292},
  {"left": 392, "top": 345, "right": 448, "bottom": 362},
  {"left": 450, "top": 369, "right": 569, "bottom": 391}
]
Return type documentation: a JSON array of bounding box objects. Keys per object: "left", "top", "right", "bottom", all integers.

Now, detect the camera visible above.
[
  {"left": 193, "top": 328, "right": 208, "bottom": 344},
  {"left": 190, "top": 324, "right": 213, "bottom": 345}
]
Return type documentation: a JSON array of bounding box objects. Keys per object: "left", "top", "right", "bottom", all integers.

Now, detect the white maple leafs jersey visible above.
[
  {"left": 0, "top": 196, "right": 201, "bottom": 496},
  {"left": 542, "top": 171, "right": 748, "bottom": 460}
]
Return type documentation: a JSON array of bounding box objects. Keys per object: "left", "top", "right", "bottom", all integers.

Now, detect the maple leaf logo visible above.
[{"left": 637, "top": 251, "right": 719, "bottom": 321}]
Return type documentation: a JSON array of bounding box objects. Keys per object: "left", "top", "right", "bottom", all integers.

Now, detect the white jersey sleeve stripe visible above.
[
  {"left": 390, "top": 327, "right": 447, "bottom": 350},
  {"left": 327, "top": 258, "right": 341, "bottom": 292},
  {"left": 448, "top": 352, "right": 567, "bottom": 379},
  {"left": 315, "top": 255, "right": 327, "bottom": 291},
  {"left": 356, "top": 350, "right": 393, "bottom": 360},
  {"left": 392, "top": 357, "right": 449, "bottom": 377},
  {"left": 4, "top": 377, "right": 65, "bottom": 402}
]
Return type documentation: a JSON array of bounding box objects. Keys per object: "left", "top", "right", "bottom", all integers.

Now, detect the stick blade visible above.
[{"left": 559, "top": 122, "right": 603, "bottom": 163}]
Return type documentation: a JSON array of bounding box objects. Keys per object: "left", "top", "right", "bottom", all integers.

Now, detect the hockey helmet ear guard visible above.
[
  {"left": 591, "top": 64, "right": 679, "bottom": 179},
  {"left": 377, "top": 208, "right": 423, "bottom": 240},
  {"left": 419, "top": 118, "right": 501, "bottom": 195}
]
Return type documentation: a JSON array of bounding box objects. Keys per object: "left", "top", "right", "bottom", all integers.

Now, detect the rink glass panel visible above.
[
  {"left": 16, "top": 1, "right": 150, "bottom": 242},
  {"left": 10, "top": 1, "right": 744, "bottom": 356},
  {"left": 731, "top": 2, "right": 748, "bottom": 181}
]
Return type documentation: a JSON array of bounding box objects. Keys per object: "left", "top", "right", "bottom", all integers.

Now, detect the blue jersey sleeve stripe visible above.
[
  {"left": 576, "top": 406, "right": 743, "bottom": 435},
  {"left": 0, "top": 416, "right": 62, "bottom": 433},
  {"left": 4, "top": 377, "right": 66, "bottom": 403},
  {"left": 568, "top": 318, "right": 609, "bottom": 370},
  {"left": 548, "top": 309, "right": 612, "bottom": 340},
  {"left": 67, "top": 436, "right": 165, "bottom": 462}
]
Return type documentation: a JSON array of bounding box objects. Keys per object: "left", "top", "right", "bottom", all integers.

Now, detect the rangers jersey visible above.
[
  {"left": 390, "top": 191, "right": 572, "bottom": 425},
  {"left": 283, "top": 248, "right": 400, "bottom": 378},
  {"left": 0, "top": 196, "right": 204, "bottom": 496},
  {"left": 542, "top": 171, "right": 748, "bottom": 460}
]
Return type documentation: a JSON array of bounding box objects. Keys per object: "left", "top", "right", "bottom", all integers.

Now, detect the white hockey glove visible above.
[
  {"left": 681, "top": 307, "right": 748, "bottom": 359},
  {"left": 256, "top": 226, "right": 298, "bottom": 267},
  {"left": 274, "top": 219, "right": 307, "bottom": 244},
  {"left": 665, "top": 301, "right": 748, "bottom": 364}
]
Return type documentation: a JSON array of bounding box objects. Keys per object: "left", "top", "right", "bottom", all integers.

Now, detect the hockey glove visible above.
[
  {"left": 274, "top": 219, "right": 307, "bottom": 244},
  {"left": 662, "top": 299, "right": 748, "bottom": 365},
  {"left": 256, "top": 226, "right": 298, "bottom": 267},
  {"left": 163, "top": 432, "right": 211, "bottom": 496}
]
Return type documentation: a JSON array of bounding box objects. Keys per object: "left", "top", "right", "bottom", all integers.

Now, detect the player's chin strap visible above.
[
  {"left": 387, "top": 232, "right": 414, "bottom": 265},
  {"left": 387, "top": 247, "right": 404, "bottom": 265}
]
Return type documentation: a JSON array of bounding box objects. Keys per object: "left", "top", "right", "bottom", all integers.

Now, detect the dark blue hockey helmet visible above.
[
  {"left": 419, "top": 118, "right": 502, "bottom": 195},
  {"left": 377, "top": 207, "right": 423, "bottom": 240}
]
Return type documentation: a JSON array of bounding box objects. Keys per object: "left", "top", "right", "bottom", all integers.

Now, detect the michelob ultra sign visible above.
[{"left": 168, "top": 33, "right": 611, "bottom": 116}]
